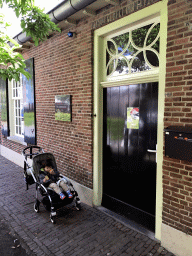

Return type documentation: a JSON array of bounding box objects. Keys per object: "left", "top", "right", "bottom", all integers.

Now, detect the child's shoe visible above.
[
  {"left": 66, "top": 190, "right": 73, "bottom": 198},
  {"left": 60, "top": 193, "right": 66, "bottom": 200}
]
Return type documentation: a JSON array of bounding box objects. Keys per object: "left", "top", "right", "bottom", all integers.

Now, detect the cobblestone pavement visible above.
[
  {"left": 0, "top": 155, "right": 175, "bottom": 256},
  {"left": 0, "top": 215, "right": 31, "bottom": 256}
]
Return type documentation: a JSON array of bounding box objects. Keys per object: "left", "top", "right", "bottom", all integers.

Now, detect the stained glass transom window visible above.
[{"left": 106, "top": 22, "right": 160, "bottom": 78}]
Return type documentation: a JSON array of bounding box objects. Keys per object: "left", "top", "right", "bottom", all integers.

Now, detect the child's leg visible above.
[
  {"left": 49, "top": 183, "right": 62, "bottom": 194},
  {"left": 49, "top": 183, "right": 65, "bottom": 199},
  {"left": 59, "top": 180, "right": 68, "bottom": 192},
  {"left": 59, "top": 181, "right": 73, "bottom": 198}
]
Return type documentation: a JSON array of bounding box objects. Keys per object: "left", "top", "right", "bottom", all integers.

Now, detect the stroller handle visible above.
[{"left": 23, "top": 145, "right": 44, "bottom": 157}]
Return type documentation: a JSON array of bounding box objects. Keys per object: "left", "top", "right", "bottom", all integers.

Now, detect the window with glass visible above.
[
  {"left": 1, "top": 58, "right": 36, "bottom": 144},
  {"left": 106, "top": 20, "right": 160, "bottom": 79},
  {"left": 12, "top": 78, "right": 24, "bottom": 136}
]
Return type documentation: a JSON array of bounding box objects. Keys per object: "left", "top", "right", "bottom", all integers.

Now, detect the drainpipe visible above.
[{"left": 12, "top": 0, "right": 97, "bottom": 45}]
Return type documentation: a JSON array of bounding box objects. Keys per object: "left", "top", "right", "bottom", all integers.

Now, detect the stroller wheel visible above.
[
  {"left": 50, "top": 215, "right": 56, "bottom": 224},
  {"left": 75, "top": 202, "right": 81, "bottom": 211},
  {"left": 34, "top": 201, "right": 40, "bottom": 213}
]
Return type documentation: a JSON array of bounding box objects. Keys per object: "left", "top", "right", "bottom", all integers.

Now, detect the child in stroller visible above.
[
  {"left": 23, "top": 146, "right": 81, "bottom": 224},
  {"left": 39, "top": 159, "right": 73, "bottom": 200}
]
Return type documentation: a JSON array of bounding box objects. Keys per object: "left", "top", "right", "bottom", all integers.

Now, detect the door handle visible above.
[
  {"left": 147, "top": 149, "right": 157, "bottom": 153},
  {"left": 147, "top": 144, "right": 157, "bottom": 163}
]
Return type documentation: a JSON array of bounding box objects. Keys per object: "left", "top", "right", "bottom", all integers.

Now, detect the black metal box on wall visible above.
[{"left": 164, "top": 126, "right": 192, "bottom": 162}]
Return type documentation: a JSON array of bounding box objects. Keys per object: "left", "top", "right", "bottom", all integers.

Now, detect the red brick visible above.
[
  {"left": 176, "top": 60, "right": 188, "bottom": 65},
  {"left": 167, "top": 45, "right": 183, "bottom": 52},
  {"left": 167, "top": 66, "right": 183, "bottom": 73},
  {"left": 174, "top": 49, "right": 188, "bottom": 56},
  {"left": 185, "top": 166, "right": 192, "bottom": 171},
  {"left": 171, "top": 201, "right": 185, "bottom": 209},
  {"left": 167, "top": 61, "right": 175, "bottom": 67},
  {"left": 173, "top": 102, "right": 185, "bottom": 106},
  {"left": 172, "top": 112, "right": 184, "bottom": 116},
  {"left": 186, "top": 113, "right": 192, "bottom": 117},
  {"left": 170, "top": 182, "right": 184, "bottom": 189},
  {"left": 175, "top": 38, "right": 189, "bottom": 45},
  {"left": 172, "top": 92, "right": 185, "bottom": 97},
  {"left": 1, "top": 0, "right": 192, "bottom": 237},
  {"left": 180, "top": 190, "right": 189, "bottom": 196},
  {"left": 180, "top": 170, "right": 189, "bottom": 176},
  {"left": 170, "top": 173, "right": 182, "bottom": 179},
  {"left": 172, "top": 192, "right": 185, "bottom": 200},
  {"left": 181, "top": 97, "right": 192, "bottom": 101},
  {"left": 184, "top": 64, "right": 192, "bottom": 70},
  {"left": 180, "top": 209, "right": 189, "bottom": 216},
  {"left": 182, "top": 108, "right": 192, "bottom": 112}
]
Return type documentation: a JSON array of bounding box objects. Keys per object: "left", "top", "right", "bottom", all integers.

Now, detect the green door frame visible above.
[{"left": 93, "top": 0, "right": 168, "bottom": 240}]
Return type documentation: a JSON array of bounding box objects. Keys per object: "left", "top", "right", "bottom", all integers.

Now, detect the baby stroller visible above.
[{"left": 23, "top": 145, "right": 81, "bottom": 224}]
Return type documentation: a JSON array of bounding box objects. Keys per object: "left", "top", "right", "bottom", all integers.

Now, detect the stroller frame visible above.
[{"left": 23, "top": 145, "right": 81, "bottom": 223}]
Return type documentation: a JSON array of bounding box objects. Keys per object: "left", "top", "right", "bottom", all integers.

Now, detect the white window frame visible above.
[
  {"left": 105, "top": 16, "right": 160, "bottom": 82},
  {"left": 11, "top": 75, "right": 24, "bottom": 138}
]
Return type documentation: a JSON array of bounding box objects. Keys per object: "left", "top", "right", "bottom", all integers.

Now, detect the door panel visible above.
[{"left": 103, "top": 83, "right": 158, "bottom": 231}]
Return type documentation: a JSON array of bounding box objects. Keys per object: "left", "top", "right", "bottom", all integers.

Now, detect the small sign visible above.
[
  {"left": 55, "top": 95, "right": 72, "bottom": 122},
  {"left": 127, "top": 107, "right": 139, "bottom": 129}
]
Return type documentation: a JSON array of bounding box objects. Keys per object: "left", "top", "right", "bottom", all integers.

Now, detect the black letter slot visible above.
[{"left": 164, "top": 126, "right": 192, "bottom": 161}]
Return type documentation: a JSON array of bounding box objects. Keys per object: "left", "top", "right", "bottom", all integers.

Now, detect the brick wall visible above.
[
  {"left": 163, "top": 0, "right": 192, "bottom": 235},
  {"left": 1, "top": 20, "right": 94, "bottom": 188},
  {"left": 27, "top": 20, "right": 93, "bottom": 188},
  {"left": 1, "top": 0, "right": 160, "bottom": 189},
  {"left": 1, "top": 0, "right": 192, "bottom": 236}
]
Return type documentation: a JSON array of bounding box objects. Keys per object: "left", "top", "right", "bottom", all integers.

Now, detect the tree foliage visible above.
[
  {"left": 0, "top": 0, "right": 61, "bottom": 81},
  {"left": 0, "top": 0, "right": 36, "bottom": 17},
  {"left": 21, "top": 6, "right": 60, "bottom": 46},
  {"left": 0, "top": 14, "right": 30, "bottom": 81}
]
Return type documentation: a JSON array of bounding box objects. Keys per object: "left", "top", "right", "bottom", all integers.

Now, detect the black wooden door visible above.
[{"left": 102, "top": 83, "right": 158, "bottom": 231}]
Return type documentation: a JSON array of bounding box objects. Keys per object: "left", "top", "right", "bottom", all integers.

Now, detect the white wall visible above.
[
  {"left": 1, "top": 145, "right": 30, "bottom": 167},
  {"left": 161, "top": 224, "right": 192, "bottom": 256}
]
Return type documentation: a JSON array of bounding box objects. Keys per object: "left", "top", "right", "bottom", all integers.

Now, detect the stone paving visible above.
[{"left": 0, "top": 155, "right": 175, "bottom": 256}]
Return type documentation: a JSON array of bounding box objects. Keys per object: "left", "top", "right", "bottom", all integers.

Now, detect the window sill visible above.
[{"left": 7, "top": 136, "right": 27, "bottom": 146}]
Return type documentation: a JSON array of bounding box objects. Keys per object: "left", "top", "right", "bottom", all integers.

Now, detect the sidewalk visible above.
[
  {"left": 0, "top": 154, "right": 175, "bottom": 256},
  {"left": 0, "top": 214, "right": 30, "bottom": 256}
]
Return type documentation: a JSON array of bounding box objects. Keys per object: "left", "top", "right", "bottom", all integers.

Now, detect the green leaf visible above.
[
  {"left": 20, "top": 19, "right": 25, "bottom": 29},
  {"left": 0, "top": 0, "right": 60, "bottom": 80}
]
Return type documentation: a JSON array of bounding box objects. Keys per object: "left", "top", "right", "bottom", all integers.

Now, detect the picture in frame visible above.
[{"left": 55, "top": 95, "right": 72, "bottom": 122}]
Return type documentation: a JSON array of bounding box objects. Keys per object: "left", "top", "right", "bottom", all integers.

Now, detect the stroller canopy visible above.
[{"left": 32, "top": 153, "right": 58, "bottom": 179}]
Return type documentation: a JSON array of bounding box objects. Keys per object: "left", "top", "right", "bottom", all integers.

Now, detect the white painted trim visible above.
[
  {"left": 8, "top": 80, "right": 14, "bottom": 136},
  {"left": 9, "top": 78, "right": 24, "bottom": 137},
  {"left": 7, "top": 136, "right": 27, "bottom": 146},
  {"left": 155, "top": 0, "right": 168, "bottom": 240},
  {"left": 0, "top": 145, "right": 31, "bottom": 167},
  {"left": 94, "top": 0, "right": 168, "bottom": 241},
  {"left": 161, "top": 224, "right": 192, "bottom": 256},
  {"left": 67, "top": 178, "right": 93, "bottom": 206},
  {"left": 105, "top": 17, "right": 160, "bottom": 80},
  {"left": 101, "top": 69, "right": 159, "bottom": 87}
]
